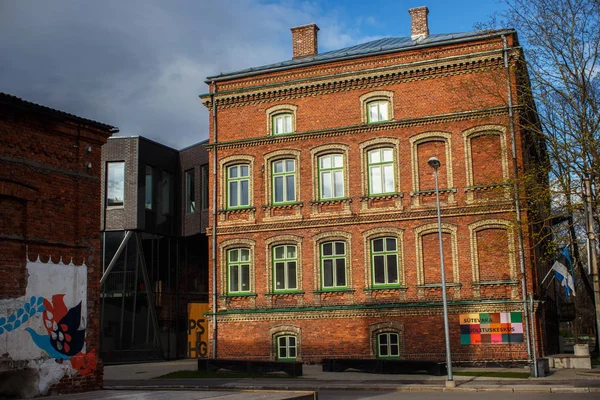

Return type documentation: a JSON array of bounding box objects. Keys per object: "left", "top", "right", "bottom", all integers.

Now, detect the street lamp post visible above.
[{"left": 428, "top": 156, "right": 454, "bottom": 387}]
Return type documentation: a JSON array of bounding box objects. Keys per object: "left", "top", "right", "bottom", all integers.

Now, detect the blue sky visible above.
[{"left": 0, "top": 1, "right": 507, "bottom": 148}]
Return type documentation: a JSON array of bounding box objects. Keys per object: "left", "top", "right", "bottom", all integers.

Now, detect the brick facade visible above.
[
  {"left": 0, "top": 93, "right": 116, "bottom": 396},
  {"left": 202, "top": 13, "right": 545, "bottom": 364}
]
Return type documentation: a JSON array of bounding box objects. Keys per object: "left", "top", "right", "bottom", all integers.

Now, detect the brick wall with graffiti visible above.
[{"left": 0, "top": 257, "right": 96, "bottom": 396}]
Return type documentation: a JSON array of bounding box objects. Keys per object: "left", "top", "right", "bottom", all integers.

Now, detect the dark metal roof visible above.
[
  {"left": 0, "top": 92, "right": 118, "bottom": 132},
  {"left": 206, "top": 30, "right": 513, "bottom": 82}
]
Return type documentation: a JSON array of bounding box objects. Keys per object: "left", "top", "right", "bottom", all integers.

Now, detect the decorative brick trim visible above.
[
  {"left": 202, "top": 51, "right": 508, "bottom": 109},
  {"left": 215, "top": 202, "right": 516, "bottom": 235},
  {"left": 206, "top": 106, "right": 511, "bottom": 151},
  {"left": 359, "top": 90, "right": 395, "bottom": 123},
  {"left": 369, "top": 321, "right": 405, "bottom": 357},
  {"left": 270, "top": 324, "right": 302, "bottom": 361},
  {"left": 213, "top": 301, "right": 526, "bottom": 322},
  {"left": 0, "top": 180, "right": 39, "bottom": 202},
  {"left": 468, "top": 219, "right": 517, "bottom": 299},
  {"left": 414, "top": 222, "right": 460, "bottom": 296},
  {"left": 409, "top": 131, "right": 455, "bottom": 207},
  {"left": 462, "top": 125, "right": 511, "bottom": 203},
  {"left": 362, "top": 227, "right": 405, "bottom": 290},
  {"left": 266, "top": 104, "right": 298, "bottom": 136}
]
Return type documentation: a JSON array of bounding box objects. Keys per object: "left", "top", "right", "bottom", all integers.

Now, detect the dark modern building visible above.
[{"left": 100, "top": 136, "right": 209, "bottom": 363}]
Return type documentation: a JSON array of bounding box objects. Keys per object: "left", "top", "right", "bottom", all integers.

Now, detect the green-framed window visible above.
[
  {"left": 321, "top": 241, "right": 347, "bottom": 289},
  {"left": 227, "top": 248, "right": 251, "bottom": 293},
  {"left": 277, "top": 335, "right": 297, "bottom": 360},
  {"left": 227, "top": 164, "right": 250, "bottom": 208},
  {"left": 273, "top": 245, "right": 298, "bottom": 292},
  {"left": 273, "top": 159, "right": 296, "bottom": 204},
  {"left": 368, "top": 148, "right": 395, "bottom": 195},
  {"left": 371, "top": 237, "right": 399, "bottom": 287},
  {"left": 377, "top": 332, "right": 400, "bottom": 358},
  {"left": 367, "top": 100, "right": 389, "bottom": 123},
  {"left": 318, "top": 154, "right": 344, "bottom": 200},
  {"left": 272, "top": 113, "right": 293, "bottom": 135}
]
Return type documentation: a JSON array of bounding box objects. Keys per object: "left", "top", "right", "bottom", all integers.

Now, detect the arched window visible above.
[
  {"left": 227, "top": 248, "right": 251, "bottom": 294},
  {"left": 266, "top": 104, "right": 297, "bottom": 136},
  {"left": 371, "top": 237, "right": 399, "bottom": 287},
  {"left": 273, "top": 244, "right": 298, "bottom": 292},
  {"left": 272, "top": 159, "right": 296, "bottom": 204},
  {"left": 227, "top": 164, "right": 250, "bottom": 208},
  {"left": 359, "top": 91, "right": 394, "bottom": 124},
  {"left": 321, "top": 240, "right": 347, "bottom": 289},
  {"left": 318, "top": 154, "right": 345, "bottom": 200},
  {"left": 367, "top": 100, "right": 390, "bottom": 123},
  {"left": 367, "top": 148, "right": 395, "bottom": 195}
]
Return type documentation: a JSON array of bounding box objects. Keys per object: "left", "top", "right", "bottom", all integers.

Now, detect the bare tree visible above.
[{"left": 486, "top": 0, "right": 600, "bottom": 351}]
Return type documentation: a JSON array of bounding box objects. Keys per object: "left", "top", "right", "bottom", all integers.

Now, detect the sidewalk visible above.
[{"left": 104, "top": 359, "right": 600, "bottom": 393}]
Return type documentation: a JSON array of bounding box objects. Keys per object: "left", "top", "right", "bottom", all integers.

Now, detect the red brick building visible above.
[
  {"left": 0, "top": 93, "right": 116, "bottom": 396},
  {"left": 201, "top": 7, "right": 548, "bottom": 364}
]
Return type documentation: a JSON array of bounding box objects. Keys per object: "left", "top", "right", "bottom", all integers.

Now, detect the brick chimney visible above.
[
  {"left": 409, "top": 6, "right": 429, "bottom": 41},
  {"left": 291, "top": 24, "right": 319, "bottom": 59}
]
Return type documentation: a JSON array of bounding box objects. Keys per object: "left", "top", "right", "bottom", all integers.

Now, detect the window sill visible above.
[
  {"left": 465, "top": 183, "right": 510, "bottom": 192},
  {"left": 313, "top": 289, "right": 355, "bottom": 294},
  {"left": 219, "top": 293, "right": 257, "bottom": 299},
  {"left": 262, "top": 202, "right": 303, "bottom": 210},
  {"left": 106, "top": 205, "right": 125, "bottom": 210},
  {"left": 364, "top": 286, "right": 407, "bottom": 292},
  {"left": 472, "top": 280, "right": 519, "bottom": 286},
  {"left": 410, "top": 188, "right": 457, "bottom": 196},
  {"left": 416, "top": 283, "right": 462, "bottom": 288},
  {"left": 218, "top": 206, "right": 255, "bottom": 214},
  {"left": 360, "top": 193, "right": 403, "bottom": 201},
  {"left": 266, "top": 291, "right": 305, "bottom": 296},
  {"left": 310, "top": 198, "right": 352, "bottom": 206}
]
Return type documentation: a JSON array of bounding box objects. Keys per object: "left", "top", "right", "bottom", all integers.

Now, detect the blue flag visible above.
[{"left": 551, "top": 246, "right": 576, "bottom": 299}]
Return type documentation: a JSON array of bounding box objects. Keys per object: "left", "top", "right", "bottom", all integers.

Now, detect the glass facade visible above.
[{"left": 101, "top": 231, "right": 208, "bottom": 363}]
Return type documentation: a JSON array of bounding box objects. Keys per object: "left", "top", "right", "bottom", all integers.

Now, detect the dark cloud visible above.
[{"left": 0, "top": 0, "right": 375, "bottom": 148}]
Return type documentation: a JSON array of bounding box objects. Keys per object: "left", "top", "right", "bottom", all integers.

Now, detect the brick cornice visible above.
[
  {"left": 202, "top": 48, "right": 513, "bottom": 110},
  {"left": 215, "top": 202, "right": 518, "bottom": 235},
  {"left": 212, "top": 300, "right": 525, "bottom": 322},
  {"left": 205, "top": 106, "right": 513, "bottom": 152}
]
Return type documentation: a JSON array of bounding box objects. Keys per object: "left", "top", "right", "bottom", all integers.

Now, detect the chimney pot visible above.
[
  {"left": 291, "top": 24, "right": 319, "bottom": 59},
  {"left": 409, "top": 6, "right": 429, "bottom": 41}
]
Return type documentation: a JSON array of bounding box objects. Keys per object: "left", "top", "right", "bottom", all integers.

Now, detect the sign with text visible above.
[
  {"left": 187, "top": 303, "right": 209, "bottom": 358},
  {"left": 460, "top": 312, "right": 524, "bottom": 345}
]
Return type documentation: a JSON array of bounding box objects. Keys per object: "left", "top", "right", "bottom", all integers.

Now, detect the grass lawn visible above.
[
  {"left": 453, "top": 371, "right": 530, "bottom": 379},
  {"left": 155, "top": 370, "right": 296, "bottom": 379}
]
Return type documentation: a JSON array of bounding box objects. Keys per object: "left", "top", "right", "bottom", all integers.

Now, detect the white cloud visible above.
[{"left": 0, "top": 0, "right": 387, "bottom": 148}]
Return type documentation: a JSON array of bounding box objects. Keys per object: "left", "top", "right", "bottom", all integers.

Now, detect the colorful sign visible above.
[
  {"left": 187, "top": 303, "right": 209, "bottom": 358},
  {"left": 460, "top": 312, "right": 524, "bottom": 345}
]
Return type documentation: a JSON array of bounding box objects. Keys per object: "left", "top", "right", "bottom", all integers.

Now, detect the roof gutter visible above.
[{"left": 205, "top": 29, "right": 516, "bottom": 83}]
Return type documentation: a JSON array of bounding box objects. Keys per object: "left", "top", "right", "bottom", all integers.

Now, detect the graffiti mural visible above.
[{"left": 0, "top": 256, "right": 93, "bottom": 395}]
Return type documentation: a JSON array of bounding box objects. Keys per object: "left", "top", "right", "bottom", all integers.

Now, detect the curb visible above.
[{"left": 105, "top": 384, "right": 600, "bottom": 394}]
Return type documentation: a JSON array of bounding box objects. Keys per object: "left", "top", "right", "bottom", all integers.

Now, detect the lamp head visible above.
[{"left": 428, "top": 157, "right": 441, "bottom": 169}]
